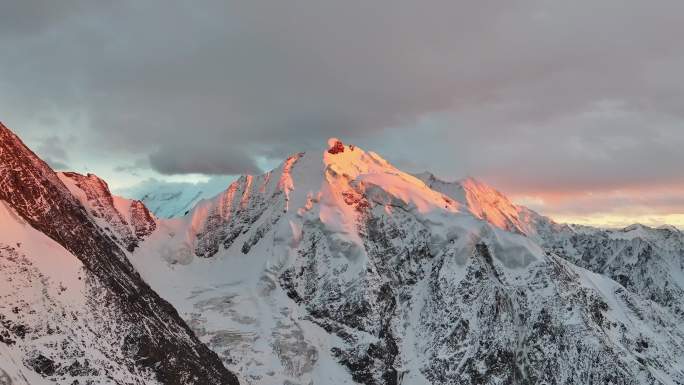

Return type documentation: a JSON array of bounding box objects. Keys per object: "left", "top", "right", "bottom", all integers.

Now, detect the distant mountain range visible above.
[
  {"left": 118, "top": 177, "right": 230, "bottom": 219},
  {"left": 1, "top": 125, "right": 683, "bottom": 384}
]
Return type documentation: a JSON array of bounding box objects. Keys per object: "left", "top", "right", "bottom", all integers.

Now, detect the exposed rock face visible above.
[
  {"left": 192, "top": 153, "right": 303, "bottom": 258},
  {"left": 327, "top": 139, "right": 345, "bottom": 154},
  {"left": 0, "top": 122, "right": 238, "bottom": 385},
  {"left": 131, "top": 199, "right": 157, "bottom": 239},
  {"left": 539, "top": 223, "right": 684, "bottom": 319},
  {"left": 58, "top": 171, "right": 157, "bottom": 252}
]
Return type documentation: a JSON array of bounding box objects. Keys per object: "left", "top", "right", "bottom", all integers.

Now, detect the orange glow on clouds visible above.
[
  {"left": 510, "top": 184, "right": 684, "bottom": 229},
  {"left": 547, "top": 213, "right": 684, "bottom": 229}
]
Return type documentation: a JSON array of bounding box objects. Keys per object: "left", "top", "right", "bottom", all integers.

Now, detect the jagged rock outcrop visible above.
[
  {"left": 191, "top": 153, "right": 303, "bottom": 258},
  {"left": 58, "top": 171, "right": 157, "bottom": 252},
  {"left": 327, "top": 139, "right": 346, "bottom": 155}
]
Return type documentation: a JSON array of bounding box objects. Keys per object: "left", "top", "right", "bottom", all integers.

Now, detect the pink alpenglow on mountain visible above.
[{"left": 2, "top": 123, "right": 684, "bottom": 385}]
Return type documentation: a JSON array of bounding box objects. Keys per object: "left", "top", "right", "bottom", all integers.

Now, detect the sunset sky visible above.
[{"left": 2, "top": 0, "right": 684, "bottom": 228}]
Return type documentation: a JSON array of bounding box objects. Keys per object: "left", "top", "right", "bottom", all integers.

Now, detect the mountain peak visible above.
[
  {"left": 60, "top": 171, "right": 112, "bottom": 196},
  {"left": 620, "top": 223, "right": 682, "bottom": 238},
  {"left": 623, "top": 223, "right": 650, "bottom": 231},
  {"left": 658, "top": 224, "right": 681, "bottom": 233}
]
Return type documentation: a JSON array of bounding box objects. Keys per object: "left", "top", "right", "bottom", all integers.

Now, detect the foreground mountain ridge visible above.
[
  {"left": 0, "top": 122, "right": 239, "bottom": 385},
  {"left": 3, "top": 127, "right": 684, "bottom": 385}
]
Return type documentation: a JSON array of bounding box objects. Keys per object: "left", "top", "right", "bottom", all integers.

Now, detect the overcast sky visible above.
[{"left": 2, "top": 0, "right": 684, "bottom": 228}]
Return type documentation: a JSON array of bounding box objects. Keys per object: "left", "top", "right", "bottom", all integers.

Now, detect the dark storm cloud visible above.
[
  {"left": 1, "top": 0, "right": 684, "bottom": 193},
  {"left": 546, "top": 192, "right": 684, "bottom": 216},
  {"left": 149, "top": 143, "right": 261, "bottom": 176}
]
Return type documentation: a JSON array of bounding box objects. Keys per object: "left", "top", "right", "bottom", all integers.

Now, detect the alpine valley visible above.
[{"left": 1, "top": 122, "right": 683, "bottom": 385}]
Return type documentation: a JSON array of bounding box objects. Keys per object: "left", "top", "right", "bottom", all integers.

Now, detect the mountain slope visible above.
[
  {"left": 0, "top": 123, "right": 239, "bottom": 385},
  {"left": 416, "top": 173, "right": 684, "bottom": 322},
  {"left": 0, "top": 200, "right": 155, "bottom": 385},
  {"left": 539, "top": 223, "right": 684, "bottom": 320},
  {"left": 128, "top": 139, "right": 684, "bottom": 385}
]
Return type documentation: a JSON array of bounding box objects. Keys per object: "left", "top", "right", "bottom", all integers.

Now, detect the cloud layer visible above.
[{"left": 2, "top": 0, "right": 684, "bottom": 225}]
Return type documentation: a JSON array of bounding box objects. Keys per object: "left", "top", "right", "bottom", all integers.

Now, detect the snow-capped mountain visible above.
[
  {"left": 3, "top": 127, "right": 684, "bottom": 385},
  {"left": 126, "top": 139, "right": 683, "bottom": 384},
  {"left": 0, "top": 123, "right": 239, "bottom": 385}
]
